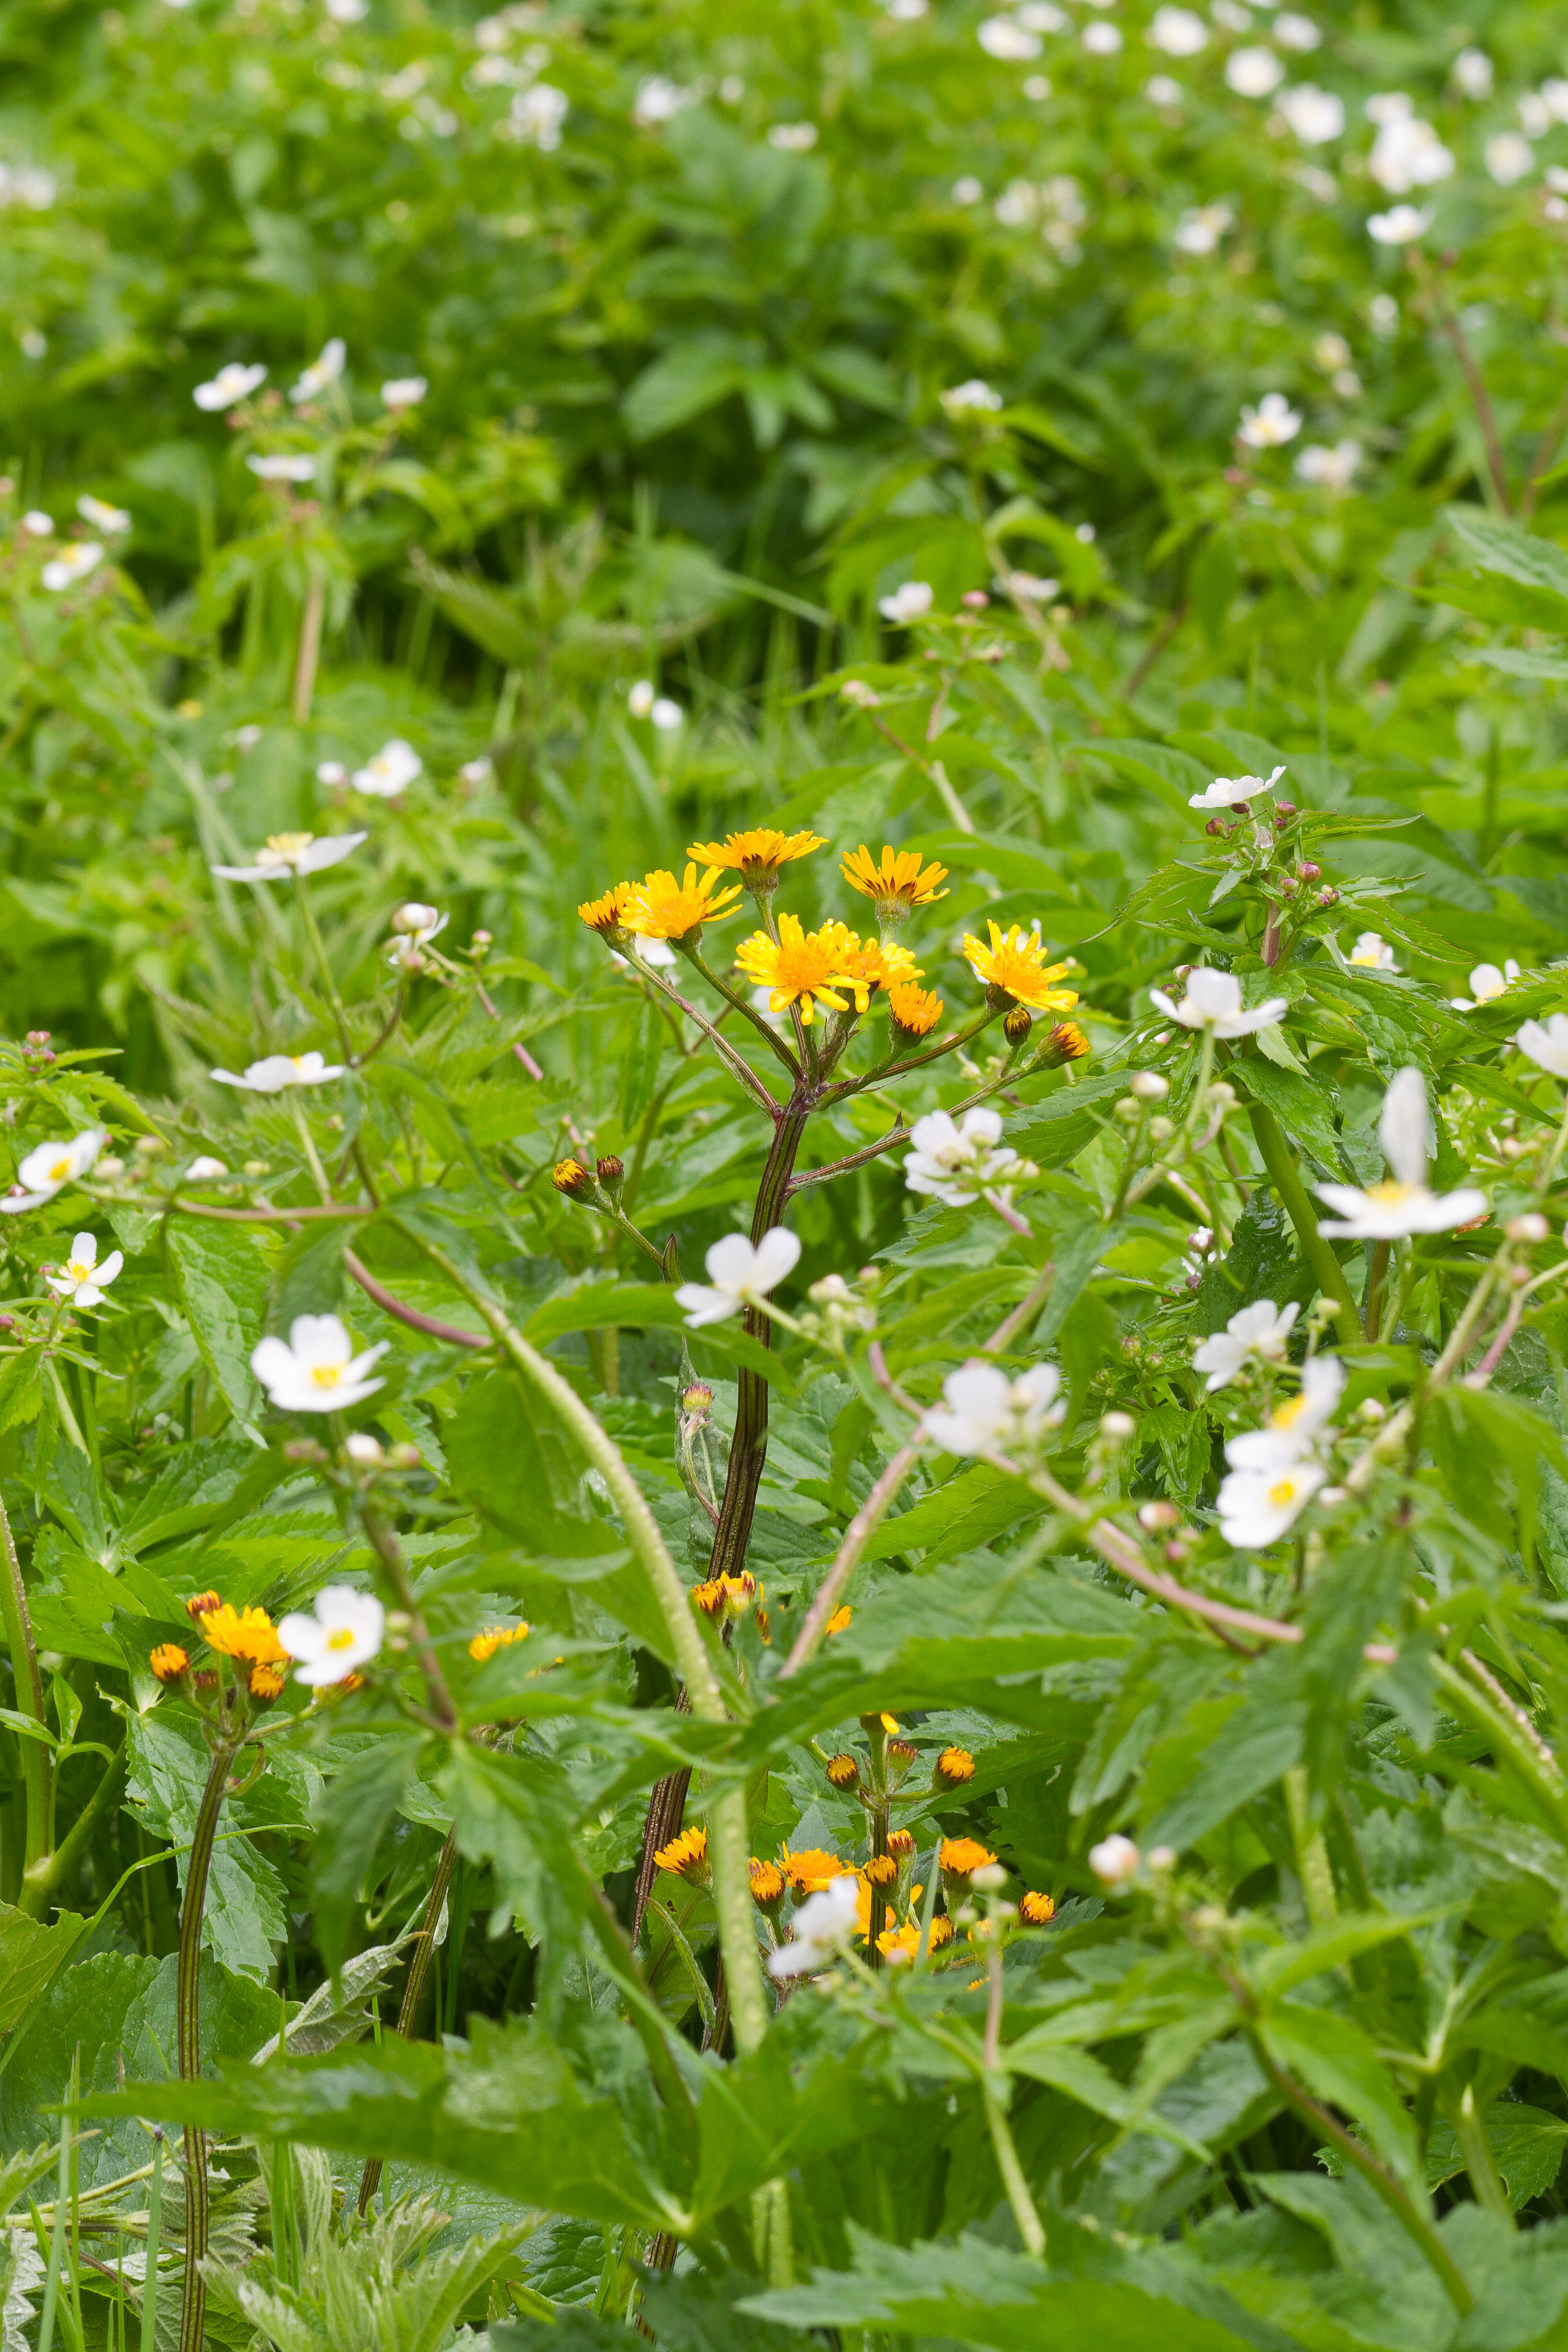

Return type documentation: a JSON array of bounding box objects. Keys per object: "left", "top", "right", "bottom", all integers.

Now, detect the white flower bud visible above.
[
  {"left": 1098, "top": 1410, "right": 1135, "bottom": 1443},
  {"left": 1088, "top": 1833, "right": 1140, "bottom": 1889},
  {"left": 971, "top": 1862, "right": 1007, "bottom": 1893},
  {"left": 1507, "top": 1212, "right": 1550, "bottom": 1243},
  {"left": 1130, "top": 1071, "right": 1170, "bottom": 1100}
]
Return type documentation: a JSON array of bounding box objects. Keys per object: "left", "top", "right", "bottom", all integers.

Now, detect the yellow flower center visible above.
[
  {"left": 47, "top": 1157, "right": 71, "bottom": 1181},
  {"left": 309, "top": 1363, "right": 344, "bottom": 1388},
  {"left": 264, "top": 832, "right": 314, "bottom": 859},
  {"left": 327, "top": 1626, "right": 356, "bottom": 1650},
  {"left": 1267, "top": 1477, "right": 1299, "bottom": 1507},
  {"left": 1367, "top": 1180, "right": 1416, "bottom": 1205},
  {"left": 1271, "top": 1392, "right": 1307, "bottom": 1428},
  {"left": 64, "top": 1258, "right": 91, "bottom": 1282}
]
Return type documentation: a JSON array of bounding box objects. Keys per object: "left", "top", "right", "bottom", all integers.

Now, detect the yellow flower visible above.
[
  {"left": 553, "top": 1158, "right": 592, "bottom": 1198},
  {"left": 199, "top": 1603, "right": 285, "bottom": 1667},
  {"left": 184, "top": 1589, "right": 223, "bottom": 1621},
  {"left": 627, "top": 864, "right": 743, "bottom": 941},
  {"left": 248, "top": 1663, "right": 285, "bottom": 1701},
  {"left": 886, "top": 980, "right": 943, "bottom": 1039},
  {"left": 838, "top": 936, "right": 921, "bottom": 1013},
  {"left": 470, "top": 1622, "right": 529, "bottom": 1662},
  {"left": 750, "top": 1859, "right": 786, "bottom": 1910},
  {"left": 653, "top": 1825, "right": 709, "bottom": 1880},
  {"left": 734, "top": 915, "right": 858, "bottom": 1026},
  {"left": 686, "top": 827, "right": 824, "bottom": 886},
  {"left": 877, "top": 1908, "right": 955, "bottom": 1963},
  {"left": 841, "top": 844, "right": 949, "bottom": 924},
  {"left": 963, "top": 921, "right": 1079, "bottom": 1014},
  {"left": 826, "top": 1752, "right": 860, "bottom": 1790},
  {"left": 149, "top": 1643, "right": 189, "bottom": 1683},
  {"left": 781, "top": 1846, "right": 853, "bottom": 1894},
  {"left": 939, "top": 1835, "right": 997, "bottom": 1883},
  {"left": 1021, "top": 1891, "right": 1056, "bottom": 1925},
  {"left": 863, "top": 1852, "right": 898, "bottom": 1889},
  {"left": 826, "top": 1604, "right": 852, "bottom": 1636},
  {"left": 578, "top": 882, "right": 637, "bottom": 937},
  {"left": 887, "top": 1828, "right": 915, "bottom": 1860},
  {"left": 1040, "top": 1019, "right": 1090, "bottom": 1068},
  {"left": 691, "top": 1571, "right": 759, "bottom": 1619},
  {"left": 935, "top": 1746, "right": 976, "bottom": 1786}
]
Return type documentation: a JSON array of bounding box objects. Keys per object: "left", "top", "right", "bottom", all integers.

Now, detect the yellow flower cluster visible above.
[
  {"left": 149, "top": 1593, "right": 288, "bottom": 1708},
  {"left": 469, "top": 1622, "right": 530, "bottom": 1662}
]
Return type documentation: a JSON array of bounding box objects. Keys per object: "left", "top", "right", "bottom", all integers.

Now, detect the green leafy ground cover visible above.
[{"left": 6, "top": 0, "right": 1568, "bottom": 2343}]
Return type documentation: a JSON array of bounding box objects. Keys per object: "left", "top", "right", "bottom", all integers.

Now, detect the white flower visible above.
[
  {"left": 1294, "top": 440, "right": 1361, "bottom": 492},
  {"left": 1519, "top": 93, "right": 1552, "bottom": 139},
  {"left": 1452, "top": 48, "right": 1492, "bottom": 99},
  {"left": 1, "top": 1127, "right": 108, "bottom": 1213},
  {"left": 1188, "top": 763, "right": 1285, "bottom": 809},
  {"left": 941, "top": 378, "right": 1004, "bottom": 415},
  {"left": 674, "top": 1227, "right": 801, "bottom": 1328},
  {"left": 904, "top": 1106, "right": 1030, "bottom": 1210},
  {"left": 627, "top": 680, "right": 656, "bottom": 719},
  {"left": 1516, "top": 1015, "right": 1568, "bottom": 1079},
  {"left": 1147, "top": 968, "right": 1288, "bottom": 1038},
  {"left": 390, "top": 900, "right": 444, "bottom": 941},
  {"left": 1088, "top": 1834, "right": 1140, "bottom": 1889},
  {"left": 41, "top": 542, "right": 103, "bottom": 591},
  {"left": 381, "top": 376, "right": 427, "bottom": 410},
  {"left": 1348, "top": 929, "right": 1395, "bottom": 969},
  {"left": 978, "top": 16, "right": 1041, "bottom": 59},
  {"left": 210, "top": 1051, "right": 346, "bottom": 1092},
  {"left": 20, "top": 510, "right": 53, "bottom": 536},
  {"left": 1211, "top": 0, "right": 1251, "bottom": 27},
  {"left": 1218, "top": 1460, "right": 1325, "bottom": 1547},
  {"left": 1315, "top": 1065, "right": 1486, "bottom": 1239},
  {"left": 45, "top": 1232, "right": 124, "bottom": 1309},
  {"left": 289, "top": 338, "right": 345, "bottom": 403},
  {"left": 1313, "top": 331, "right": 1350, "bottom": 370},
  {"left": 1175, "top": 203, "right": 1232, "bottom": 254},
  {"left": 1083, "top": 23, "right": 1122, "bottom": 53},
  {"left": 767, "top": 122, "right": 819, "bottom": 150},
  {"left": 277, "top": 1585, "right": 386, "bottom": 1684},
  {"left": 185, "top": 1156, "right": 228, "bottom": 1181},
  {"left": 634, "top": 74, "right": 691, "bottom": 122},
  {"left": 1278, "top": 84, "right": 1343, "bottom": 144},
  {"left": 650, "top": 697, "right": 683, "bottom": 731},
  {"left": 1192, "top": 1298, "right": 1300, "bottom": 1392},
  {"left": 77, "top": 495, "right": 131, "bottom": 535},
  {"left": 211, "top": 830, "right": 367, "bottom": 883},
  {"left": 193, "top": 361, "right": 267, "bottom": 412},
  {"left": 1145, "top": 73, "right": 1183, "bottom": 105},
  {"left": 1225, "top": 1356, "right": 1344, "bottom": 1471},
  {"left": 1486, "top": 132, "right": 1534, "bottom": 188},
  {"left": 326, "top": 0, "right": 368, "bottom": 18},
  {"left": 1542, "top": 80, "right": 1568, "bottom": 126},
  {"left": 246, "top": 455, "right": 316, "bottom": 483},
  {"left": 1017, "top": 1, "right": 1066, "bottom": 28},
  {"left": 630, "top": 934, "right": 677, "bottom": 970},
  {"left": 509, "top": 83, "right": 568, "bottom": 146},
  {"left": 252, "top": 1314, "right": 389, "bottom": 1414},
  {"left": 879, "top": 581, "right": 934, "bottom": 625},
  {"left": 1004, "top": 570, "right": 1059, "bottom": 602},
  {"left": 459, "top": 756, "right": 493, "bottom": 785},
  {"left": 1237, "top": 393, "right": 1302, "bottom": 448},
  {"left": 1274, "top": 12, "right": 1320, "bottom": 49},
  {"left": 352, "top": 739, "right": 421, "bottom": 797},
  {"left": 767, "top": 1874, "right": 860, "bottom": 1978},
  {"left": 1451, "top": 958, "right": 1520, "bottom": 1009},
  {"left": 953, "top": 176, "right": 984, "bottom": 203},
  {"left": 1368, "top": 203, "right": 1433, "bottom": 244},
  {"left": 1149, "top": 6, "right": 1206, "bottom": 54},
  {"left": 1226, "top": 47, "right": 1284, "bottom": 98},
  {"left": 1369, "top": 112, "right": 1452, "bottom": 195},
  {"left": 922, "top": 1362, "right": 1064, "bottom": 1456}
]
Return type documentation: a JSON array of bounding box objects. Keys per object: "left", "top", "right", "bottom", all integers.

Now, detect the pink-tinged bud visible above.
[
  {"left": 962, "top": 589, "right": 990, "bottom": 608},
  {"left": 1229, "top": 800, "right": 1252, "bottom": 817},
  {"left": 1274, "top": 801, "right": 1296, "bottom": 819},
  {"left": 1279, "top": 873, "right": 1299, "bottom": 895},
  {"left": 1205, "top": 817, "right": 1225, "bottom": 836},
  {"left": 1298, "top": 860, "right": 1321, "bottom": 883},
  {"left": 1316, "top": 885, "right": 1339, "bottom": 906}
]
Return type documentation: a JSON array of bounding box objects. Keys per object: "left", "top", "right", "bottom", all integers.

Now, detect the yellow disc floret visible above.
[
  {"left": 149, "top": 1643, "right": 189, "bottom": 1683},
  {"left": 734, "top": 914, "right": 858, "bottom": 1026},
  {"left": 578, "top": 882, "right": 636, "bottom": 936},
  {"left": 886, "top": 981, "right": 943, "bottom": 1039},
  {"left": 963, "top": 921, "right": 1079, "bottom": 1013},
  {"left": 653, "top": 1825, "right": 710, "bottom": 1880},
  {"left": 626, "top": 864, "right": 744, "bottom": 941},
  {"left": 838, "top": 937, "right": 921, "bottom": 1014},
  {"left": 199, "top": 1603, "right": 285, "bottom": 1667},
  {"left": 686, "top": 827, "right": 824, "bottom": 885}
]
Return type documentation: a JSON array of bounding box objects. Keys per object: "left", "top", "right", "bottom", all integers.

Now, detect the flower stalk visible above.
[{"left": 178, "top": 1734, "right": 245, "bottom": 2352}]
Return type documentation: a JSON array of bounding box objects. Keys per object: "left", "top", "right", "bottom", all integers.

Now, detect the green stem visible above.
[
  {"left": 37, "top": 2061, "right": 74, "bottom": 2352},
  {"left": 1245, "top": 1098, "right": 1361, "bottom": 1345},
  {"left": 1449, "top": 2082, "right": 1513, "bottom": 2227},
  {"left": 0, "top": 1491, "right": 50, "bottom": 1870},
  {"left": 357, "top": 1829, "right": 457, "bottom": 2215},
  {"left": 139, "top": 2129, "right": 163, "bottom": 2352},
  {"left": 18, "top": 1738, "right": 127, "bottom": 1919},
  {"left": 1282, "top": 1765, "right": 1337, "bottom": 1928},
  {"left": 293, "top": 872, "right": 353, "bottom": 1061},
  {"left": 178, "top": 1740, "right": 240, "bottom": 2352},
  {"left": 357, "top": 1504, "right": 456, "bottom": 1729},
  {"left": 981, "top": 2082, "right": 1045, "bottom": 2258},
  {"left": 399, "top": 1228, "right": 770, "bottom": 2058},
  {"left": 289, "top": 1093, "right": 332, "bottom": 1198},
  {"left": 1430, "top": 1655, "right": 1568, "bottom": 1844}
]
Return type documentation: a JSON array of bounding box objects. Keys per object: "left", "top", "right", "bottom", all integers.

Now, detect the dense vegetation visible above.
[{"left": 7, "top": 0, "right": 1568, "bottom": 2343}]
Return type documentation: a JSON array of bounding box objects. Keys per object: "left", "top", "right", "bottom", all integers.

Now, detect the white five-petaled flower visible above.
[
  {"left": 1226, "top": 46, "right": 1284, "bottom": 98},
  {"left": 1149, "top": 5, "right": 1206, "bottom": 54},
  {"left": 1147, "top": 968, "right": 1288, "bottom": 1039},
  {"left": 1315, "top": 1065, "right": 1486, "bottom": 1239},
  {"left": 941, "top": 378, "right": 1003, "bottom": 416},
  {"left": 1192, "top": 1299, "right": 1300, "bottom": 1392},
  {"left": 276, "top": 1585, "right": 385, "bottom": 1685},
  {"left": 1217, "top": 1460, "right": 1326, "bottom": 1548},
  {"left": 388, "top": 902, "right": 448, "bottom": 964},
  {"left": 1224, "top": 1354, "right": 1345, "bottom": 1471},
  {"left": 627, "top": 680, "right": 656, "bottom": 719},
  {"left": 1350, "top": 930, "right": 1396, "bottom": 970},
  {"left": 1516, "top": 1015, "right": 1568, "bottom": 1079},
  {"left": 1088, "top": 1834, "right": 1140, "bottom": 1889},
  {"left": 977, "top": 16, "right": 1041, "bottom": 59},
  {"left": 1452, "top": 48, "right": 1492, "bottom": 99},
  {"left": 193, "top": 361, "right": 267, "bottom": 412},
  {"left": 78, "top": 494, "right": 131, "bottom": 535},
  {"left": 1237, "top": 393, "right": 1303, "bottom": 449},
  {"left": 1278, "top": 85, "right": 1343, "bottom": 144},
  {"left": 767, "top": 1875, "right": 860, "bottom": 1978},
  {"left": 1175, "top": 204, "right": 1232, "bottom": 255},
  {"left": 1, "top": 1127, "right": 108, "bottom": 1215},
  {"left": 41, "top": 542, "right": 103, "bottom": 592},
  {"left": 20, "top": 510, "right": 53, "bottom": 536},
  {"left": 1486, "top": 132, "right": 1534, "bottom": 188},
  {"left": 674, "top": 1228, "right": 802, "bottom": 1328},
  {"left": 1452, "top": 959, "right": 1519, "bottom": 1009},
  {"left": 1368, "top": 203, "right": 1432, "bottom": 245},
  {"left": 289, "top": 338, "right": 346, "bottom": 403},
  {"left": 904, "top": 1106, "right": 1032, "bottom": 1211},
  {"left": 210, "top": 1051, "right": 346, "bottom": 1092},
  {"left": 251, "top": 1314, "right": 389, "bottom": 1414},
  {"left": 381, "top": 377, "right": 427, "bottom": 410},
  {"left": 351, "top": 738, "right": 422, "bottom": 798},
  {"left": 45, "top": 1231, "right": 124, "bottom": 1309},
  {"left": 1188, "top": 764, "right": 1286, "bottom": 811},
  {"left": 211, "top": 831, "right": 368, "bottom": 883},
  {"left": 1295, "top": 440, "right": 1362, "bottom": 493},
  {"left": 922, "top": 1362, "right": 1064, "bottom": 1456},
  {"left": 879, "top": 581, "right": 934, "bottom": 625},
  {"left": 185, "top": 1156, "right": 229, "bottom": 1181},
  {"left": 246, "top": 454, "right": 316, "bottom": 483},
  {"left": 1275, "top": 12, "right": 1320, "bottom": 50}
]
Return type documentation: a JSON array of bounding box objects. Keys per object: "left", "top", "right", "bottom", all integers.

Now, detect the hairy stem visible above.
[
  {"left": 178, "top": 1740, "right": 241, "bottom": 2352},
  {"left": 0, "top": 1492, "right": 50, "bottom": 1871}
]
